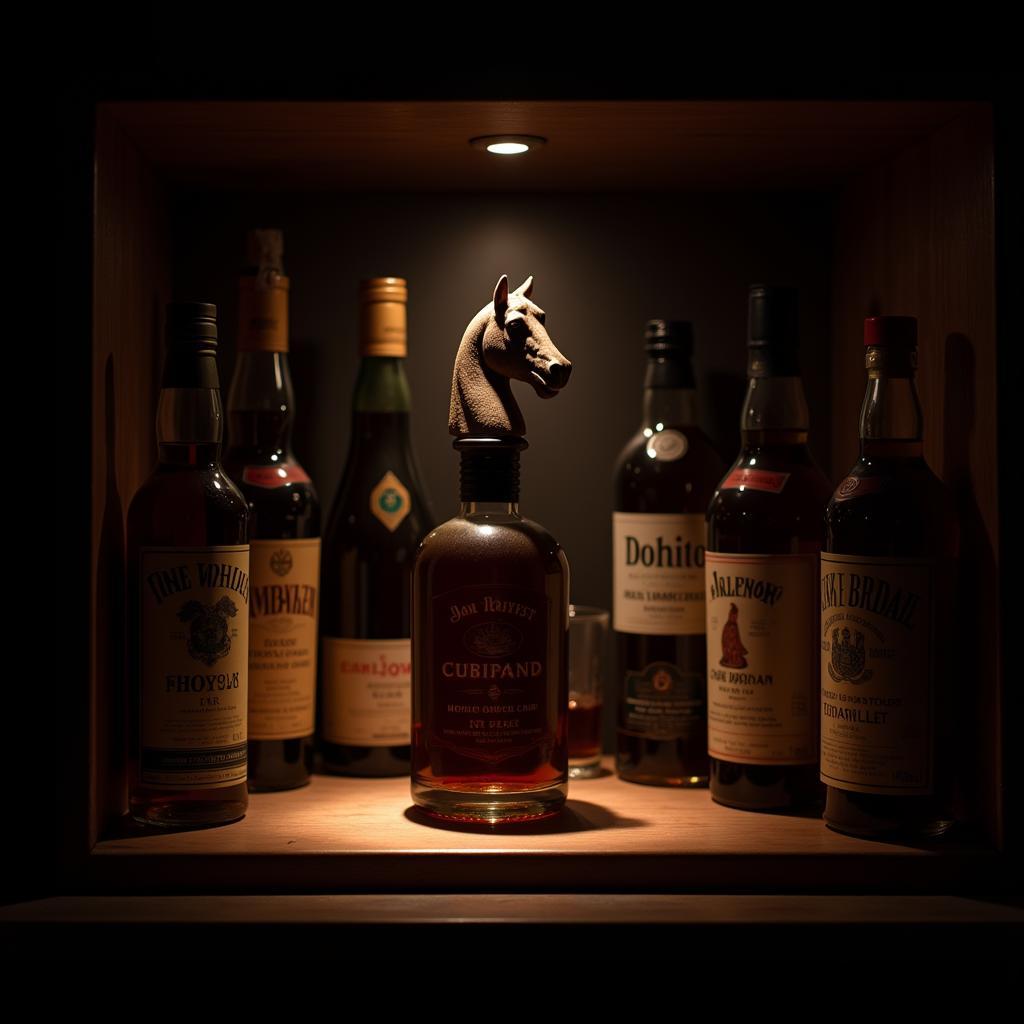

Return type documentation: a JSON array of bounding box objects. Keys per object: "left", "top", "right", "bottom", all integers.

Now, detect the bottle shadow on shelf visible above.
[{"left": 403, "top": 800, "right": 648, "bottom": 835}]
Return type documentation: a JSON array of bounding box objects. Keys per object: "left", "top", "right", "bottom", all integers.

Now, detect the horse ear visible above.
[
  {"left": 514, "top": 275, "right": 534, "bottom": 299},
  {"left": 492, "top": 275, "right": 509, "bottom": 319}
]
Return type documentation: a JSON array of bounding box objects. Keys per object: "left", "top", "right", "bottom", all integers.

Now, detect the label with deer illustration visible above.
[
  {"left": 429, "top": 583, "right": 553, "bottom": 764},
  {"left": 248, "top": 538, "right": 320, "bottom": 740},
  {"left": 705, "top": 552, "right": 818, "bottom": 765},
  {"left": 820, "top": 553, "right": 933, "bottom": 795},
  {"left": 139, "top": 546, "right": 250, "bottom": 788},
  {"left": 613, "top": 513, "right": 706, "bottom": 635}
]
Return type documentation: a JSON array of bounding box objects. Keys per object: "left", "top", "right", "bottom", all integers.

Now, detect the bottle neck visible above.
[
  {"left": 459, "top": 501, "right": 521, "bottom": 517},
  {"left": 354, "top": 356, "right": 412, "bottom": 415},
  {"left": 859, "top": 348, "right": 924, "bottom": 458},
  {"left": 157, "top": 388, "right": 224, "bottom": 465},
  {"left": 740, "top": 376, "right": 810, "bottom": 447},
  {"left": 227, "top": 350, "right": 295, "bottom": 453},
  {"left": 642, "top": 355, "right": 697, "bottom": 428}
]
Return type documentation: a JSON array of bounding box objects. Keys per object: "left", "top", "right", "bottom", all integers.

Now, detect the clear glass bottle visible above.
[
  {"left": 705, "top": 286, "right": 831, "bottom": 811},
  {"left": 412, "top": 438, "right": 570, "bottom": 822},
  {"left": 319, "top": 278, "right": 433, "bottom": 776},
  {"left": 822, "top": 315, "right": 956, "bottom": 838},
  {"left": 613, "top": 320, "right": 724, "bottom": 786},
  {"left": 128, "top": 302, "right": 250, "bottom": 828},
  {"left": 224, "top": 230, "right": 320, "bottom": 792}
]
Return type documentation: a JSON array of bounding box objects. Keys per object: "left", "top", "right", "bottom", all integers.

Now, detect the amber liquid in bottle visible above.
[
  {"left": 412, "top": 439, "right": 570, "bottom": 822},
  {"left": 128, "top": 302, "right": 250, "bottom": 828},
  {"left": 822, "top": 318, "right": 955, "bottom": 838},
  {"left": 613, "top": 321, "right": 724, "bottom": 786},
  {"left": 224, "top": 232, "right": 320, "bottom": 791},
  {"left": 706, "top": 287, "right": 830, "bottom": 811},
  {"left": 319, "top": 278, "right": 433, "bottom": 776}
]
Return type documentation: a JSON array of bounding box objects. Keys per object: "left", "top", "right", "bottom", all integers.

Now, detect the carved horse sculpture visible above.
[{"left": 449, "top": 275, "right": 572, "bottom": 437}]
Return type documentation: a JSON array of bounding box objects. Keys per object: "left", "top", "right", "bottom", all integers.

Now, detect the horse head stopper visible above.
[{"left": 449, "top": 275, "right": 572, "bottom": 438}]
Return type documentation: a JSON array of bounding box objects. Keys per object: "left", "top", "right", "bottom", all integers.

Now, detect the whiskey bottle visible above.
[
  {"left": 319, "top": 278, "right": 433, "bottom": 776},
  {"left": 705, "top": 286, "right": 831, "bottom": 810},
  {"left": 412, "top": 274, "right": 572, "bottom": 823},
  {"left": 224, "top": 230, "right": 320, "bottom": 791},
  {"left": 613, "top": 320, "right": 724, "bottom": 786},
  {"left": 128, "top": 302, "right": 250, "bottom": 827},
  {"left": 822, "top": 316, "right": 955, "bottom": 838}
]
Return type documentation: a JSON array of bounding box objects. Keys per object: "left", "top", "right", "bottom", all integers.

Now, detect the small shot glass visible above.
[{"left": 568, "top": 605, "right": 609, "bottom": 779}]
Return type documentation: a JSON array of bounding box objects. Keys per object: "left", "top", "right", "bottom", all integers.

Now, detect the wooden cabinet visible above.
[{"left": 37, "top": 89, "right": 1019, "bottom": 947}]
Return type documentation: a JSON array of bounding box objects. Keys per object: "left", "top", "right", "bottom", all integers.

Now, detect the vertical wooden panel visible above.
[
  {"left": 832, "top": 105, "right": 999, "bottom": 844},
  {"left": 91, "top": 109, "right": 171, "bottom": 849}
]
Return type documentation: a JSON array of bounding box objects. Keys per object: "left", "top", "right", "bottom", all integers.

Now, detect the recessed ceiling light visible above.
[{"left": 470, "top": 135, "right": 547, "bottom": 156}]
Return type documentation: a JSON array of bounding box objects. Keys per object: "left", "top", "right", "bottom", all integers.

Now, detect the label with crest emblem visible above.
[
  {"left": 820, "top": 552, "right": 934, "bottom": 794},
  {"left": 139, "top": 546, "right": 250, "bottom": 788},
  {"left": 429, "top": 584, "right": 554, "bottom": 764}
]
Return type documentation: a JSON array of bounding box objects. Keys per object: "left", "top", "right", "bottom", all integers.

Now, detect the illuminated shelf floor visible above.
[{"left": 89, "top": 760, "right": 1000, "bottom": 893}]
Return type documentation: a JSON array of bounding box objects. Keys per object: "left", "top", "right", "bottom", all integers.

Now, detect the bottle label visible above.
[
  {"left": 428, "top": 584, "right": 556, "bottom": 765},
  {"left": 705, "top": 552, "right": 818, "bottom": 765},
  {"left": 832, "top": 475, "right": 884, "bottom": 502},
  {"left": 139, "top": 546, "right": 250, "bottom": 789},
  {"left": 622, "top": 661, "right": 704, "bottom": 739},
  {"left": 248, "top": 538, "right": 320, "bottom": 740},
  {"left": 321, "top": 637, "right": 411, "bottom": 746},
  {"left": 612, "top": 512, "right": 706, "bottom": 636},
  {"left": 242, "top": 463, "right": 312, "bottom": 489},
  {"left": 820, "top": 553, "right": 933, "bottom": 795},
  {"left": 720, "top": 467, "right": 790, "bottom": 493},
  {"left": 370, "top": 470, "right": 411, "bottom": 532}
]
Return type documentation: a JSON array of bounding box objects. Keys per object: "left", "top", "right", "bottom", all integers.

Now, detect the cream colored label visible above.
[
  {"left": 612, "top": 513, "right": 706, "bottom": 635},
  {"left": 370, "top": 470, "right": 412, "bottom": 532},
  {"left": 248, "top": 538, "right": 320, "bottom": 740},
  {"left": 705, "top": 553, "right": 818, "bottom": 764},
  {"left": 139, "top": 546, "right": 249, "bottom": 789},
  {"left": 321, "top": 637, "right": 411, "bottom": 746},
  {"left": 820, "top": 553, "right": 933, "bottom": 795}
]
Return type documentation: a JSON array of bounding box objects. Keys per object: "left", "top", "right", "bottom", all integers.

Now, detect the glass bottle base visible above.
[
  {"left": 411, "top": 779, "right": 568, "bottom": 824},
  {"left": 710, "top": 759, "right": 822, "bottom": 812},
  {"left": 824, "top": 786, "right": 953, "bottom": 839},
  {"left": 130, "top": 794, "right": 247, "bottom": 829}
]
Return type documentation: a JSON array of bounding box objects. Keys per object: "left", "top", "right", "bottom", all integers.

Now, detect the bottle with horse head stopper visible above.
[{"left": 411, "top": 274, "right": 573, "bottom": 823}]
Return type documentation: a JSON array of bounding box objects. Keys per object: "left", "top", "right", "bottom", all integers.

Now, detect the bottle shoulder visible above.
[
  {"left": 614, "top": 426, "right": 724, "bottom": 513},
  {"left": 416, "top": 514, "right": 566, "bottom": 571}
]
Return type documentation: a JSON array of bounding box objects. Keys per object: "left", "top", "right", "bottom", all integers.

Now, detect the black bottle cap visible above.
[
  {"left": 166, "top": 301, "right": 219, "bottom": 346},
  {"left": 645, "top": 319, "right": 694, "bottom": 358},
  {"left": 162, "top": 302, "right": 220, "bottom": 389},
  {"left": 454, "top": 436, "right": 527, "bottom": 504},
  {"left": 747, "top": 285, "right": 800, "bottom": 376}
]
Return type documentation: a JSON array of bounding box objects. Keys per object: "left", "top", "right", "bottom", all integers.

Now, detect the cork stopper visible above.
[
  {"left": 360, "top": 277, "right": 407, "bottom": 358},
  {"left": 238, "top": 229, "right": 289, "bottom": 353}
]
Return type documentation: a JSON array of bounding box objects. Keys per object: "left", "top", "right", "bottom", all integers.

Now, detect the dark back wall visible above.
[{"left": 171, "top": 190, "right": 834, "bottom": 613}]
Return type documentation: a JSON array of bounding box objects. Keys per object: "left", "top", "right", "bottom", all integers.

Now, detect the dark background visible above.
[{"left": 172, "top": 189, "right": 834, "bottom": 612}]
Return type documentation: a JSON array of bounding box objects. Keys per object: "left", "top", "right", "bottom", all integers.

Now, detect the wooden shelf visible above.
[
  {"left": 104, "top": 100, "right": 973, "bottom": 191},
  {"left": 88, "top": 761, "right": 1000, "bottom": 893}
]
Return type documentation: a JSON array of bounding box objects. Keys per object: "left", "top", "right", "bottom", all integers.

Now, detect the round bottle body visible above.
[{"left": 412, "top": 511, "right": 569, "bottom": 822}]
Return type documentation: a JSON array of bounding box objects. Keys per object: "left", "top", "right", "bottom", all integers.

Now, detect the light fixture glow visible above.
[
  {"left": 487, "top": 142, "right": 529, "bottom": 155},
  {"left": 470, "top": 134, "right": 547, "bottom": 156}
]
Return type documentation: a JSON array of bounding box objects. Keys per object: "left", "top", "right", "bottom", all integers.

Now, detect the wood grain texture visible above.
[
  {"left": 832, "top": 105, "right": 1000, "bottom": 844},
  {"left": 5, "top": 893, "right": 1022, "bottom": 926},
  {"left": 104, "top": 101, "right": 971, "bottom": 191},
  {"left": 87, "top": 765, "right": 1002, "bottom": 893},
  {"left": 91, "top": 111, "right": 172, "bottom": 852}
]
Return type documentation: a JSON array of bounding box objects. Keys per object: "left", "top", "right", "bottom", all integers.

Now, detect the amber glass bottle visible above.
[
  {"left": 412, "top": 438, "right": 570, "bottom": 822},
  {"left": 613, "top": 320, "right": 724, "bottom": 786},
  {"left": 128, "top": 302, "right": 250, "bottom": 827},
  {"left": 705, "top": 286, "right": 831, "bottom": 811},
  {"left": 822, "top": 316, "right": 955, "bottom": 838},
  {"left": 224, "top": 230, "right": 320, "bottom": 791},
  {"left": 319, "top": 278, "right": 433, "bottom": 776}
]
